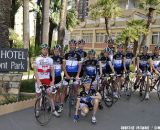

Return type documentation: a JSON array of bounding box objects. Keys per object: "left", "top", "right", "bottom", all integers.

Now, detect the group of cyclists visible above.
[{"left": 33, "top": 39, "right": 160, "bottom": 124}]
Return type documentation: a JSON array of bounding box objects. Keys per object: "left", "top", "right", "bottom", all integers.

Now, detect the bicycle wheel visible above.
[
  {"left": 112, "top": 80, "right": 119, "bottom": 103},
  {"left": 123, "top": 80, "right": 133, "bottom": 100},
  {"left": 68, "top": 88, "right": 75, "bottom": 117},
  {"left": 139, "top": 81, "right": 147, "bottom": 101},
  {"left": 34, "top": 96, "right": 52, "bottom": 126},
  {"left": 103, "top": 84, "right": 113, "bottom": 107}
]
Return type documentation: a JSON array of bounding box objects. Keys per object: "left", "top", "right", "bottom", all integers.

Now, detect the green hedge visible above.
[{"left": 20, "top": 79, "right": 35, "bottom": 93}]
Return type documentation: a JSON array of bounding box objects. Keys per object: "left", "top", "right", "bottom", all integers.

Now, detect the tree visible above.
[
  {"left": 116, "top": 20, "right": 147, "bottom": 54},
  {"left": 48, "top": 0, "right": 60, "bottom": 50},
  {"left": 139, "top": 0, "right": 160, "bottom": 48},
  {"left": 66, "top": 9, "right": 78, "bottom": 31},
  {"left": 0, "top": 0, "right": 11, "bottom": 48},
  {"left": 23, "top": 0, "right": 30, "bottom": 78},
  {"left": 57, "top": 0, "right": 67, "bottom": 50},
  {"left": 23, "top": 0, "right": 30, "bottom": 49},
  {"left": 34, "top": 0, "right": 42, "bottom": 48},
  {"left": 42, "top": 0, "right": 50, "bottom": 44},
  {"left": 89, "top": 0, "right": 121, "bottom": 44}
]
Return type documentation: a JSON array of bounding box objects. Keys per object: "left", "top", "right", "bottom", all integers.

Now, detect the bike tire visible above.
[
  {"left": 34, "top": 96, "right": 52, "bottom": 126},
  {"left": 103, "top": 84, "right": 113, "bottom": 107}
]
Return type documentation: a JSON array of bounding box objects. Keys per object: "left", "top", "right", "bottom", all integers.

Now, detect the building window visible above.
[
  {"left": 70, "top": 34, "right": 78, "bottom": 41},
  {"left": 152, "top": 32, "right": 160, "bottom": 45},
  {"left": 82, "top": 33, "right": 93, "bottom": 43},
  {"left": 96, "top": 33, "right": 104, "bottom": 43}
]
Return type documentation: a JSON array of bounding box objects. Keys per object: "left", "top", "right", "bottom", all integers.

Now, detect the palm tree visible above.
[
  {"left": 66, "top": 9, "right": 78, "bottom": 31},
  {"left": 139, "top": 0, "right": 160, "bottom": 47},
  {"left": 0, "top": 0, "right": 11, "bottom": 48},
  {"left": 48, "top": 0, "right": 60, "bottom": 50},
  {"left": 42, "top": 0, "right": 50, "bottom": 44},
  {"left": 89, "top": 0, "right": 121, "bottom": 43},
  {"left": 116, "top": 20, "right": 147, "bottom": 54},
  {"left": 57, "top": 0, "right": 67, "bottom": 50}
]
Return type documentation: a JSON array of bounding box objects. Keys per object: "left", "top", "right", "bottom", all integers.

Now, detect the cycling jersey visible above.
[
  {"left": 138, "top": 54, "right": 150, "bottom": 71},
  {"left": 99, "top": 56, "right": 112, "bottom": 74},
  {"left": 51, "top": 55, "right": 63, "bottom": 77},
  {"left": 151, "top": 54, "right": 160, "bottom": 69},
  {"left": 64, "top": 51, "right": 81, "bottom": 73},
  {"left": 125, "top": 53, "right": 134, "bottom": 70},
  {"left": 34, "top": 55, "right": 53, "bottom": 80},
  {"left": 83, "top": 59, "right": 98, "bottom": 77},
  {"left": 79, "top": 88, "right": 97, "bottom": 108},
  {"left": 113, "top": 52, "right": 124, "bottom": 71},
  {"left": 76, "top": 49, "right": 87, "bottom": 77}
]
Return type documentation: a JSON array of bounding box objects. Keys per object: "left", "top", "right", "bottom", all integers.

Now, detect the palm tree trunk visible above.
[
  {"left": 23, "top": 0, "right": 30, "bottom": 78},
  {"left": 23, "top": 0, "right": 30, "bottom": 49},
  {"left": 35, "top": 0, "right": 42, "bottom": 48},
  {"left": 42, "top": 0, "right": 50, "bottom": 44},
  {"left": 58, "top": 0, "right": 67, "bottom": 51},
  {"left": 125, "top": 36, "right": 129, "bottom": 51},
  {"left": 104, "top": 17, "right": 110, "bottom": 37},
  {"left": 133, "top": 40, "right": 138, "bottom": 55},
  {"left": 48, "top": 19, "right": 57, "bottom": 54},
  {"left": 0, "top": 0, "right": 11, "bottom": 48},
  {"left": 104, "top": 17, "right": 113, "bottom": 44},
  {"left": 10, "top": 0, "right": 16, "bottom": 48},
  {"left": 139, "top": 7, "right": 155, "bottom": 52}
]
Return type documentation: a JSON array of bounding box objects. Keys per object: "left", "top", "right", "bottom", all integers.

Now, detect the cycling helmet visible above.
[
  {"left": 69, "top": 39, "right": 77, "bottom": 45},
  {"left": 40, "top": 43, "right": 49, "bottom": 49},
  {"left": 88, "top": 49, "right": 96, "bottom": 55},
  {"left": 83, "top": 78, "right": 92, "bottom": 84},
  {"left": 78, "top": 39, "right": 85, "bottom": 44},
  {"left": 104, "top": 47, "right": 111, "bottom": 54},
  {"left": 127, "top": 45, "right": 133, "bottom": 49},
  {"left": 155, "top": 45, "right": 160, "bottom": 50},
  {"left": 53, "top": 44, "right": 61, "bottom": 50}
]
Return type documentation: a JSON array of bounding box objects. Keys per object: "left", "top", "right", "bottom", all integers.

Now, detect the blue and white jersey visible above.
[
  {"left": 64, "top": 51, "right": 81, "bottom": 73},
  {"left": 83, "top": 59, "right": 98, "bottom": 77},
  {"left": 113, "top": 52, "right": 124, "bottom": 69},
  {"left": 151, "top": 54, "right": 160, "bottom": 68},
  {"left": 125, "top": 53, "right": 134, "bottom": 70},
  {"left": 51, "top": 56, "right": 63, "bottom": 77},
  {"left": 138, "top": 54, "right": 150, "bottom": 70}
]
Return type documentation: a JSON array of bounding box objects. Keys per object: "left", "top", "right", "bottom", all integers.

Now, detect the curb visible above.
[{"left": 0, "top": 98, "right": 36, "bottom": 116}]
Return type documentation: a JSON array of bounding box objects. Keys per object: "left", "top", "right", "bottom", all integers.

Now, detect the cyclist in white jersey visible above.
[{"left": 33, "top": 43, "right": 60, "bottom": 117}]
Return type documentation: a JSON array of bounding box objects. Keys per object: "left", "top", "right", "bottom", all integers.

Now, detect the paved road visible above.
[{"left": 0, "top": 92, "right": 160, "bottom": 130}]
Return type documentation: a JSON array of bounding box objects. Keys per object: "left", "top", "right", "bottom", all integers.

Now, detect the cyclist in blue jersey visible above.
[
  {"left": 113, "top": 44, "right": 125, "bottom": 98},
  {"left": 74, "top": 78, "right": 101, "bottom": 124},
  {"left": 99, "top": 47, "right": 115, "bottom": 76},
  {"left": 135, "top": 45, "right": 151, "bottom": 100},
  {"left": 124, "top": 45, "right": 135, "bottom": 72},
  {"left": 83, "top": 49, "right": 98, "bottom": 90},
  {"left": 51, "top": 44, "right": 64, "bottom": 113},
  {"left": 62, "top": 39, "right": 81, "bottom": 105},
  {"left": 76, "top": 39, "right": 87, "bottom": 78},
  {"left": 151, "top": 45, "right": 160, "bottom": 76}
]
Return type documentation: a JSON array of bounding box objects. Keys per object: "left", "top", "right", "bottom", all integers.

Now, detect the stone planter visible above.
[{"left": 0, "top": 98, "right": 36, "bottom": 116}]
